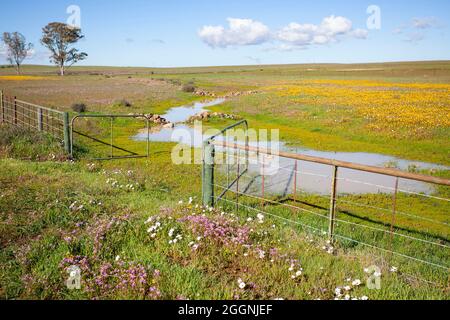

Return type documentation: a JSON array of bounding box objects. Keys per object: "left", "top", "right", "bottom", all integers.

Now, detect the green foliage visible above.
[
  {"left": 182, "top": 82, "right": 196, "bottom": 93},
  {"left": 40, "top": 22, "right": 87, "bottom": 76},
  {"left": 0, "top": 124, "right": 65, "bottom": 160},
  {"left": 71, "top": 103, "right": 87, "bottom": 113},
  {"left": 1, "top": 32, "right": 33, "bottom": 74}
]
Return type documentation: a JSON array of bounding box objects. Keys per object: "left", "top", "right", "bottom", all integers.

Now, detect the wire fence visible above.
[
  {"left": 0, "top": 91, "right": 70, "bottom": 152},
  {"left": 202, "top": 122, "right": 450, "bottom": 287}
]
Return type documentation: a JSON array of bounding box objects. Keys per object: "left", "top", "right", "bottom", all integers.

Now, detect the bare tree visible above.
[
  {"left": 40, "top": 22, "right": 87, "bottom": 76},
  {"left": 1, "top": 32, "right": 33, "bottom": 74}
]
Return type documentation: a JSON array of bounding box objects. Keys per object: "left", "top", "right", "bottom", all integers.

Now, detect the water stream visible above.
[{"left": 132, "top": 99, "right": 448, "bottom": 195}]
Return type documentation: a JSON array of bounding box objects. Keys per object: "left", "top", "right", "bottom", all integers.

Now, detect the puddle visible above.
[
  {"left": 162, "top": 98, "right": 226, "bottom": 123},
  {"left": 132, "top": 99, "right": 448, "bottom": 195}
]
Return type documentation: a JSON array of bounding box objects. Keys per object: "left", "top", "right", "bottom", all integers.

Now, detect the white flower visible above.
[
  {"left": 374, "top": 271, "right": 382, "bottom": 277},
  {"left": 168, "top": 228, "right": 175, "bottom": 237},
  {"left": 344, "top": 294, "right": 350, "bottom": 300},
  {"left": 237, "top": 278, "right": 246, "bottom": 289},
  {"left": 188, "top": 197, "right": 193, "bottom": 204},
  {"left": 361, "top": 296, "right": 369, "bottom": 300},
  {"left": 344, "top": 286, "right": 351, "bottom": 291},
  {"left": 352, "top": 279, "right": 362, "bottom": 286},
  {"left": 335, "top": 288, "right": 342, "bottom": 296},
  {"left": 364, "top": 268, "right": 370, "bottom": 274},
  {"left": 178, "top": 200, "right": 183, "bottom": 205},
  {"left": 247, "top": 217, "right": 253, "bottom": 222},
  {"left": 390, "top": 266, "right": 398, "bottom": 273},
  {"left": 115, "top": 255, "right": 120, "bottom": 261},
  {"left": 295, "top": 270, "right": 302, "bottom": 277},
  {"left": 192, "top": 244, "right": 199, "bottom": 251},
  {"left": 150, "top": 233, "right": 156, "bottom": 238},
  {"left": 144, "top": 217, "right": 153, "bottom": 224}
]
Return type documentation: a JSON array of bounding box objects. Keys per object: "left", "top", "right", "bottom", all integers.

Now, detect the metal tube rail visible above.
[{"left": 212, "top": 141, "right": 450, "bottom": 187}]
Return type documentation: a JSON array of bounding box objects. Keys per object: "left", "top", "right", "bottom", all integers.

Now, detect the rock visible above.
[
  {"left": 163, "top": 122, "right": 174, "bottom": 129},
  {"left": 200, "top": 111, "right": 210, "bottom": 119}
]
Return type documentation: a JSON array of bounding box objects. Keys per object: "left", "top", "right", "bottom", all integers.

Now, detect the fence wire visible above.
[
  {"left": 203, "top": 124, "right": 450, "bottom": 288},
  {"left": 0, "top": 93, "right": 66, "bottom": 142}
]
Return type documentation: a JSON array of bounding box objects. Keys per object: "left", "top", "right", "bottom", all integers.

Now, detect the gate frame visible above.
[
  {"left": 202, "top": 119, "right": 249, "bottom": 207},
  {"left": 207, "top": 131, "right": 450, "bottom": 241},
  {"left": 70, "top": 114, "right": 150, "bottom": 161}
]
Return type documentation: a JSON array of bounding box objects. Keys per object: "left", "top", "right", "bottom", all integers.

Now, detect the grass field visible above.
[{"left": 0, "top": 62, "right": 449, "bottom": 300}]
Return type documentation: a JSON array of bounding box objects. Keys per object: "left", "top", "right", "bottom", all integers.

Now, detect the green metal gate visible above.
[{"left": 70, "top": 114, "right": 150, "bottom": 160}]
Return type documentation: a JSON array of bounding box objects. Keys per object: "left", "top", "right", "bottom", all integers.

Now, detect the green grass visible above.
[
  {"left": 0, "top": 124, "right": 448, "bottom": 300},
  {"left": 0, "top": 61, "right": 449, "bottom": 300}
]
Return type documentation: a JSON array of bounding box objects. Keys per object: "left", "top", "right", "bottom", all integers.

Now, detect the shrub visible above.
[
  {"left": 182, "top": 82, "right": 196, "bottom": 93},
  {"left": 115, "top": 99, "right": 132, "bottom": 108},
  {"left": 71, "top": 103, "right": 87, "bottom": 113}
]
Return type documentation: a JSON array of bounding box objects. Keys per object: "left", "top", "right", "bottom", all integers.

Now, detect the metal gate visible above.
[
  {"left": 202, "top": 120, "right": 450, "bottom": 287},
  {"left": 70, "top": 114, "right": 150, "bottom": 160}
]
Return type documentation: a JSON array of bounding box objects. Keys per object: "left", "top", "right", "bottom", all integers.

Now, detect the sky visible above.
[{"left": 0, "top": 0, "right": 449, "bottom": 67}]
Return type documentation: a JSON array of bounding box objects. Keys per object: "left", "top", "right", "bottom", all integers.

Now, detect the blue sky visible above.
[{"left": 0, "top": 0, "right": 449, "bottom": 67}]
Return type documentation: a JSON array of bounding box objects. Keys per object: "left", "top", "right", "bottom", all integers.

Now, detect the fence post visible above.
[
  {"left": 37, "top": 108, "right": 43, "bottom": 131},
  {"left": 0, "top": 90, "right": 3, "bottom": 123},
  {"left": 63, "top": 112, "right": 71, "bottom": 154},
  {"left": 14, "top": 96, "right": 17, "bottom": 125},
  {"left": 328, "top": 166, "right": 338, "bottom": 241},
  {"left": 202, "top": 141, "right": 215, "bottom": 207}
]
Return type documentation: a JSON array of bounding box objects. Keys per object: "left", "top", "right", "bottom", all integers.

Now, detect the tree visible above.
[
  {"left": 40, "top": 22, "right": 87, "bottom": 76},
  {"left": 1, "top": 32, "right": 33, "bottom": 74}
]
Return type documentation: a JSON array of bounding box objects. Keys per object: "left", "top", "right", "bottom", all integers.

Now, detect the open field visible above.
[
  {"left": 1, "top": 61, "right": 449, "bottom": 164},
  {"left": 0, "top": 61, "right": 449, "bottom": 300}
]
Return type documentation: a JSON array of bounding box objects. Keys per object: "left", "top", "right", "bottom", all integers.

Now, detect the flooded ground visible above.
[{"left": 133, "top": 99, "right": 448, "bottom": 195}]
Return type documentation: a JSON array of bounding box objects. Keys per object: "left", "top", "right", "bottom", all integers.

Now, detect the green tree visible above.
[
  {"left": 40, "top": 22, "right": 87, "bottom": 76},
  {"left": 1, "top": 32, "right": 33, "bottom": 74}
]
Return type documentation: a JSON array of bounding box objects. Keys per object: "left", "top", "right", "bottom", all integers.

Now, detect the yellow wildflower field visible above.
[
  {"left": 0, "top": 75, "right": 47, "bottom": 81},
  {"left": 264, "top": 80, "right": 450, "bottom": 136}
]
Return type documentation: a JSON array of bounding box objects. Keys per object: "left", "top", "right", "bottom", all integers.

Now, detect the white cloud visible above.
[
  {"left": 351, "top": 29, "right": 369, "bottom": 39},
  {"left": 276, "top": 16, "right": 365, "bottom": 47},
  {"left": 245, "top": 56, "right": 261, "bottom": 64},
  {"left": 405, "top": 32, "right": 425, "bottom": 43},
  {"left": 393, "top": 17, "right": 443, "bottom": 43},
  {"left": 412, "top": 17, "right": 439, "bottom": 29},
  {"left": 199, "top": 16, "right": 368, "bottom": 50},
  {"left": 199, "top": 18, "right": 270, "bottom": 48}
]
